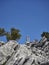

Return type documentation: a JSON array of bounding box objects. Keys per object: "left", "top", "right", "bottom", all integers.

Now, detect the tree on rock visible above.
[
  {"left": 0, "top": 28, "right": 5, "bottom": 36},
  {"left": 0, "top": 28, "right": 21, "bottom": 41},
  {"left": 41, "top": 32, "right": 49, "bottom": 41},
  {"left": 11, "top": 28, "right": 21, "bottom": 41},
  {"left": 6, "top": 28, "right": 21, "bottom": 41},
  {"left": 5, "top": 32, "right": 12, "bottom": 41}
]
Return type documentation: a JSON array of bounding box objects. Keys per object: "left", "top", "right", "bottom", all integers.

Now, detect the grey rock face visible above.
[
  {"left": 0, "top": 40, "right": 19, "bottom": 65},
  {"left": 0, "top": 40, "right": 49, "bottom": 65}
]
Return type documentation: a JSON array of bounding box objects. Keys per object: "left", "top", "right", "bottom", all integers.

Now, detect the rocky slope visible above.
[{"left": 0, "top": 37, "right": 49, "bottom": 65}]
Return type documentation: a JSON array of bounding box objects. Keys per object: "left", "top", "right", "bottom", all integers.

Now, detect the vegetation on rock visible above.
[
  {"left": 41, "top": 32, "right": 49, "bottom": 41},
  {"left": 0, "top": 28, "right": 5, "bottom": 36},
  {"left": 0, "top": 28, "right": 21, "bottom": 41}
]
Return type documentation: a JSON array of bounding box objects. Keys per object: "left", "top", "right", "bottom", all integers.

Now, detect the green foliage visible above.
[
  {"left": 6, "top": 28, "right": 21, "bottom": 41},
  {"left": 0, "top": 28, "right": 5, "bottom": 36},
  {"left": 11, "top": 28, "right": 21, "bottom": 40},
  {"left": 0, "top": 28, "right": 21, "bottom": 41},
  {"left": 41, "top": 32, "right": 49, "bottom": 41},
  {"left": 5, "top": 32, "right": 12, "bottom": 41}
]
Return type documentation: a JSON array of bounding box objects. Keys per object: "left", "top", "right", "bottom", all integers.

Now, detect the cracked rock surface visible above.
[{"left": 0, "top": 39, "right": 49, "bottom": 65}]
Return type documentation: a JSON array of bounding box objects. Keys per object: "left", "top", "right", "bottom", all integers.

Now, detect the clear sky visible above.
[{"left": 0, "top": 0, "right": 49, "bottom": 43}]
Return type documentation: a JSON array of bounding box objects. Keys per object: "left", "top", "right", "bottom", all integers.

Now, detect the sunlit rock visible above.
[{"left": 0, "top": 39, "right": 49, "bottom": 65}]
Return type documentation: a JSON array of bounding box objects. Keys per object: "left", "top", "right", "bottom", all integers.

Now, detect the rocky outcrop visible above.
[{"left": 0, "top": 38, "right": 49, "bottom": 65}]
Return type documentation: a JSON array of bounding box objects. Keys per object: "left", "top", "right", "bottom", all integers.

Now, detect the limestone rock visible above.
[{"left": 0, "top": 40, "right": 49, "bottom": 65}]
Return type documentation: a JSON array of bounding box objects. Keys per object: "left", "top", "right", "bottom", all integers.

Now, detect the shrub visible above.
[
  {"left": 0, "top": 28, "right": 21, "bottom": 41},
  {"left": 41, "top": 32, "right": 49, "bottom": 41}
]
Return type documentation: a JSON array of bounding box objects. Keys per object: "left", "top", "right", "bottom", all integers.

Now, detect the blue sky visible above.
[{"left": 0, "top": 0, "right": 49, "bottom": 43}]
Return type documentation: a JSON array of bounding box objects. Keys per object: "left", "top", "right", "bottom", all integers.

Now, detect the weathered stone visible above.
[{"left": 0, "top": 39, "right": 49, "bottom": 65}]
